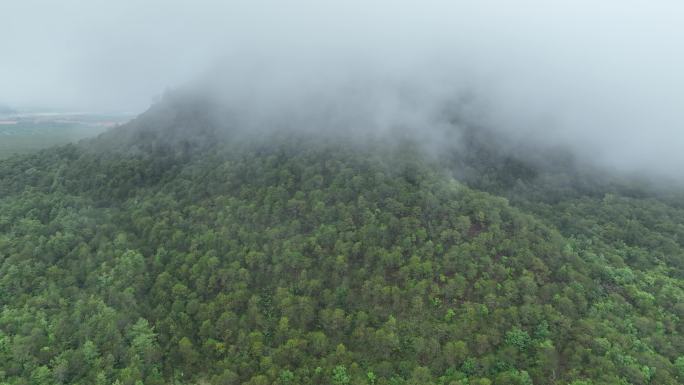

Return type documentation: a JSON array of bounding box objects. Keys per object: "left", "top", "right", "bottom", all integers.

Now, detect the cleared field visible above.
[{"left": 0, "top": 114, "right": 130, "bottom": 158}]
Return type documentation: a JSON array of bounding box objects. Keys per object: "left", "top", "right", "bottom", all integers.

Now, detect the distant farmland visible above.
[{"left": 0, "top": 113, "right": 131, "bottom": 158}]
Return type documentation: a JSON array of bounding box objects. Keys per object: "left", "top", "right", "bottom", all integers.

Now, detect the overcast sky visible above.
[{"left": 2, "top": 1, "right": 684, "bottom": 176}]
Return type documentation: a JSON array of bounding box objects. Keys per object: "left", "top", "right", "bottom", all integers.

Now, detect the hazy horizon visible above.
[{"left": 2, "top": 0, "right": 684, "bottom": 178}]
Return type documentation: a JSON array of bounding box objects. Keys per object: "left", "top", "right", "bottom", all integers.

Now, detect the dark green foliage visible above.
[{"left": 0, "top": 105, "right": 683, "bottom": 385}]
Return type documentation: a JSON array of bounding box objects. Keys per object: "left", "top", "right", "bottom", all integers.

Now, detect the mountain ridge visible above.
[{"left": 0, "top": 96, "right": 683, "bottom": 385}]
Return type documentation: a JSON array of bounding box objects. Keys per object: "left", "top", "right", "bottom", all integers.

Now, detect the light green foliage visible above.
[
  {"left": 367, "top": 371, "right": 377, "bottom": 385},
  {"left": 278, "top": 369, "right": 294, "bottom": 385},
  {"left": 332, "top": 366, "right": 350, "bottom": 385},
  {"left": 675, "top": 357, "right": 684, "bottom": 379},
  {"left": 505, "top": 328, "right": 531, "bottom": 352}
]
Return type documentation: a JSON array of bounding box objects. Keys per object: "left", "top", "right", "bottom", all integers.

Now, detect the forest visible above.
[{"left": 0, "top": 96, "right": 683, "bottom": 385}]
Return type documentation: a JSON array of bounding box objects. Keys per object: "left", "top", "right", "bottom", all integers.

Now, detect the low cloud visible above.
[{"left": 2, "top": 0, "right": 683, "bottom": 177}]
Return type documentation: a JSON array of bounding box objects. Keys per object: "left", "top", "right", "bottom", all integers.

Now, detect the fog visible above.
[{"left": 2, "top": 0, "right": 684, "bottom": 177}]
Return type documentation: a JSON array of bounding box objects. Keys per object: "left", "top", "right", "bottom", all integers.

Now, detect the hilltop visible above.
[{"left": 0, "top": 95, "right": 683, "bottom": 385}]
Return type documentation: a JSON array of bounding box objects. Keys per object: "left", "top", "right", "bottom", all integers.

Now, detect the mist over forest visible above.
[
  {"left": 3, "top": 1, "right": 684, "bottom": 178},
  {"left": 1, "top": 2, "right": 684, "bottom": 385}
]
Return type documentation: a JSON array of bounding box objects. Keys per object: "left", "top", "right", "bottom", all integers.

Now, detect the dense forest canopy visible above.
[{"left": 0, "top": 94, "right": 683, "bottom": 385}]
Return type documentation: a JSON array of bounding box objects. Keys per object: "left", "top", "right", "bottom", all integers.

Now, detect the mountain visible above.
[{"left": 0, "top": 95, "right": 683, "bottom": 385}]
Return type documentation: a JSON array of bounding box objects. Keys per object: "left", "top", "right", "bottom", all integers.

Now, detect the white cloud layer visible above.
[{"left": 2, "top": 0, "right": 684, "bottom": 176}]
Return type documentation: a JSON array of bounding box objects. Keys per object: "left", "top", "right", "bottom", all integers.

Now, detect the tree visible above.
[{"left": 332, "top": 366, "right": 351, "bottom": 385}]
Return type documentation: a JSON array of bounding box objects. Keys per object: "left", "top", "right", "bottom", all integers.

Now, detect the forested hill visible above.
[{"left": 1, "top": 97, "right": 683, "bottom": 385}]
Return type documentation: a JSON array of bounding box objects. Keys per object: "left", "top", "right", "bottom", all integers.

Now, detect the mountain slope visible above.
[{"left": 0, "top": 102, "right": 683, "bottom": 385}]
